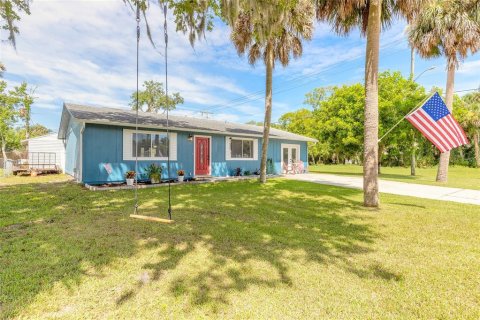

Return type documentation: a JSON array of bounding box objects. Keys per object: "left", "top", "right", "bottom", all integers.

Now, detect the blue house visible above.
[{"left": 58, "top": 103, "right": 316, "bottom": 185}]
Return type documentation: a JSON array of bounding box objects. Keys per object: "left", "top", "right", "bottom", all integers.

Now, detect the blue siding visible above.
[
  {"left": 64, "top": 118, "right": 82, "bottom": 177},
  {"left": 81, "top": 123, "right": 308, "bottom": 184}
]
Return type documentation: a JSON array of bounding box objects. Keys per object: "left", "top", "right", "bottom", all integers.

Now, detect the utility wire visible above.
[{"left": 202, "top": 38, "right": 405, "bottom": 113}]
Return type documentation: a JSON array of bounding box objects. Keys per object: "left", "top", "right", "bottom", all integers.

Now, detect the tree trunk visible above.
[
  {"left": 411, "top": 131, "right": 416, "bottom": 176},
  {"left": 259, "top": 41, "right": 274, "bottom": 184},
  {"left": 409, "top": 47, "right": 415, "bottom": 80},
  {"left": 411, "top": 149, "right": 416, "bottom": 175},
  {"left": 436, "top": 65, "right": 455, "bottom": 182},
  {"left": 25, "top": 107, "right": 30, "bottom": 140},
  {"left": 474, "top": 130, "right": 480, "bottom": 167},
  {"left": 363, "top": 0, "right": 381, "bottom": 207},
  {"left": 1, "top": 135, "right": 7, "bottom": 168}
]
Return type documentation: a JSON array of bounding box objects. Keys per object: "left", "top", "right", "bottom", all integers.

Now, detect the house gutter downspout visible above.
[{"left": 79, "top": 122, "right": 85, "bottom": 183}]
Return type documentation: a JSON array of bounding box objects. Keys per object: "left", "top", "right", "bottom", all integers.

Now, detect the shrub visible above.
[{"left": 145, "top": 164, "right": 162, "bottom": 179}]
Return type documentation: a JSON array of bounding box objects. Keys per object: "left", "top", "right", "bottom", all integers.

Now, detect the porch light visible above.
[{"left": 188, "top": 134, "right": 193, "bottom": 141}]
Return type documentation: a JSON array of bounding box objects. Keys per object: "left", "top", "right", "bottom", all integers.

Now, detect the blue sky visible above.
[{"left": 1, "top": 0, "right": 479, "bottom": 132}]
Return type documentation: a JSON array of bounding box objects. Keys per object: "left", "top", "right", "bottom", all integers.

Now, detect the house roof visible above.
[{"left": 58, "top": 103, "right": 317, "bottom": 142}]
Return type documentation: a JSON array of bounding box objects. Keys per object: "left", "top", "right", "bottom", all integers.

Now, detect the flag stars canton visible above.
[{"left": 421, "top": 93, "right": 451, "bottom": 121}]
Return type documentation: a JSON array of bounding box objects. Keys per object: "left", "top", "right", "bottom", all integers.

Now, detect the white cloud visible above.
[
  {"left": 1, "top": 0, "right": 247, "bottom": 127},
  {"left": 5, "top": 1, "right": 471, "bottom": 130},
  {"left": 458, "top": 59, "right": 480, "bottom": 75}
]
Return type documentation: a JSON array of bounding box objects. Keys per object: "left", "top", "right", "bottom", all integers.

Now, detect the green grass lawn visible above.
[
  {"left": 1, "top": 176, "right": 479, "bottom": 319},
  {"left": 0, "top": 173, "right": 71, "bottom": 186},
  {"left": 309, "top": 164, "right": 480, "bottom": 190}
]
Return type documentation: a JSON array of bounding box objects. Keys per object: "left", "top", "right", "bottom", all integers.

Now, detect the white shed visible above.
[{"left": 25, "top": 133, "right": 66, "bottom": 172}]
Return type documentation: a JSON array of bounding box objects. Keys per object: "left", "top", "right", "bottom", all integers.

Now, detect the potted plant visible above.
[
  {"left": 145, "top": 164, "right": 162, "bottom": 184},
  {"left": 125, "top": 171, "right": 136, "bottom": 186},
  {"left": 177, "top": 169, "right": 185, "bottom": 182},
  {"left": 234, "top": 167, "right": 242, "bottom": 177}
]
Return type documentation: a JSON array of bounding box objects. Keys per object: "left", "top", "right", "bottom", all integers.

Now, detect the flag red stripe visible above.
[
  {"left": 438, "top": 116, "right": 462, "bottom": 146},
  {"left": 407, "top": 113, "right": 446, "bottom": 151},
  {"left": 406, "top": 94, "right": 469, "bottom": 152},
  {"left": 437, "top": 117, "right": 462, "bottom": 148},
  {"left": 416, "top": 111, "right": 454, "bottom": 150},
  {"left": 446, "top": 115, "right": 468, "bottom": 144},
  {"left": 418, "top": 111, "right": 458, "bottom": 149},
  {"left": 408, "top": 116, "right": 447, "bottom": 152},
  {"left": 444, "top": 115, "right": 463, "bottom": 144},
  {"left": 451, "top": 116, "right": 469, "bottom": 144},
  {"left": 407, "top": 114, "right": 448, "bottom": 152}
]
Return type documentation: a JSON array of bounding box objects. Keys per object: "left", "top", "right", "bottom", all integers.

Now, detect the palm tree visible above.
[
  {"left": 226, "top": 0, "right": 314, "bottom": 183},
  {"left": 315, "top": 0, "right": 426, "bottom": 207},
  {"left": 408, "top": 0, "right": 480, "bottom": 182},
  {"left": 459, "top": 92, "right": 480, "bottom": 167}
]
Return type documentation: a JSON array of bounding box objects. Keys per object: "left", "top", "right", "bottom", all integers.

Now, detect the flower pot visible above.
[
  {"left": 178, "top": 176, "right": 184, "bottom": 182},
  {"left": 150, "top": 176, "right": 160, "bottom": 184},
  {"left": 126, "top": 178, "right": 134, "bottom": 186}
]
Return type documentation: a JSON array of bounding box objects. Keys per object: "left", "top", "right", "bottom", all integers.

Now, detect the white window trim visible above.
[
  {"left": 225, "top": 136, "right": 258, "bottom": 161},
  {"left": 123, "top": 129, "right": 177, "bottom": 161},
  {"left": 193, "top": 135, "right": 212, "bottom": 176}
]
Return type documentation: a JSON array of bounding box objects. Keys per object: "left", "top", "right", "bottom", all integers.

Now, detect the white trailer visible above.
[{"left": 24, "top": 133, "right": 66, "bottom": 172}]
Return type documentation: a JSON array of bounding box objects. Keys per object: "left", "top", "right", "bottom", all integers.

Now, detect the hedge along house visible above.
[{"left": 58, "top": 103, "right": 317, "bottom": 185}]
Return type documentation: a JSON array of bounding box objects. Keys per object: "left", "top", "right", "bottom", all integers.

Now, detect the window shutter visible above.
[
  {"left": 253, "top": 139, "right": 258, "bottom": 160},
  {"left": 225, "top": 136, "right": 231, "bottom": 160},
  {"left": 169, "top": 132, "right": 177, "bottom": 161}
]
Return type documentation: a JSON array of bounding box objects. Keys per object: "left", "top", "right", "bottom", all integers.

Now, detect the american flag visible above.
[{"left": 406, "top": 92, "right": 468, "bottom": 153}]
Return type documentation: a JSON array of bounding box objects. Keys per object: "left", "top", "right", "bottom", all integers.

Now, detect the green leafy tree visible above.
[
  {"left": 299, "top": 71, "right": 430, "bottom": 167},
  {"left": 11, "top": 81, "right": 35, "bottom": 139},
  {"left": 408, "top": 0, "right": 480, "bottom": 182},
  {"left": 0, "top": 0, "right": 31, "bottom": 49},
  {"left": 377, "top": 71, "right": 426, "bottom": 173},
  {"left": 125, "top": 0, "right": 218, "bottom": 47},
  {"left": 245, "top": 120, "right": 263, "bottom": 126},
  {"left": 226, "top": 0, "right": 314, "bottom": 183},
  {"left": 130, "top": 80, "right": 184, "bottom": 113},
  {"left": 457, "top": 92, "right": 480, "bottom": 167},
  {"left": 316, "top": 84, "right": 365, "bottom": 164},
  {"left": 0, "top": 80, "right": 19, "bottom": 161},
  {"left": 278, "top": 108, "right": 319, "bottom": 163},
  {"left": 315, "top": 0, "right": 427, "bottom": 207},
  {"left": 17, "top": 123, "right": 52, "bottom": 141}
]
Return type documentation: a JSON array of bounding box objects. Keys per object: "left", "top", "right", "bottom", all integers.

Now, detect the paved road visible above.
[{"left": 285, "top": 173, "right": 480, "bottom": 206}]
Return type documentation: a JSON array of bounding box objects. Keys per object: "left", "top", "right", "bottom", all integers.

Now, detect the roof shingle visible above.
[{"left": 59, "top": 103, "right": 317, "bottom": 142}]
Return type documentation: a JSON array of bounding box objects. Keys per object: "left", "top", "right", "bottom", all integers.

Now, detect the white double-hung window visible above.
[
  {"left": 225, "top": 137, "right": 258, "bottom": 160},
  {"left": 123, "top": 129, "right": 177, "bottom": 160}
]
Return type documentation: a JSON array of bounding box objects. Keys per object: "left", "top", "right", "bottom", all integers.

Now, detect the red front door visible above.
[{"left": 195, "top": 137, "right": 210, "bottom": 175}]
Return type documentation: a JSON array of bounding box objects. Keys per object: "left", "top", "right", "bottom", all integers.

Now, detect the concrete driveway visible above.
[{"left": 285, "top": 173, "right": 480, "bottom": 206}]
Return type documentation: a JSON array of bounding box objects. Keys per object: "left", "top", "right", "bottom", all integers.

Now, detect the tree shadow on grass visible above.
[{"left": 0, "top": 179, "right": 392, "bottom": 318}]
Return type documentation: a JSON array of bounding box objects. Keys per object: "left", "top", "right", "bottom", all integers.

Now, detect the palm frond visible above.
[
  {"left": 226, "top": 0, "right": 313, "bottom": 68},
  {"left": 408, "top": 0, "right": 480, "bottom": 68}
]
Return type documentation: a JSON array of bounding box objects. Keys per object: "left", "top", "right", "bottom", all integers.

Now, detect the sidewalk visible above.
[{"left": 285, "top": 173, "right": 480, "bottom": 206}]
